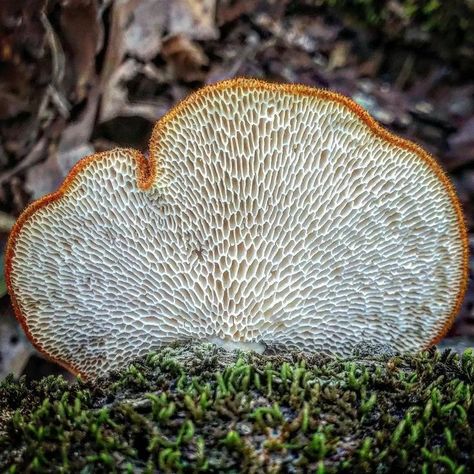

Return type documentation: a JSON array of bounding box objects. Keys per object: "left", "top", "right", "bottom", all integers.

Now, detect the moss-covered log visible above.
[{"left": 1, "top": 342, "right": 474, "bottom": 473}]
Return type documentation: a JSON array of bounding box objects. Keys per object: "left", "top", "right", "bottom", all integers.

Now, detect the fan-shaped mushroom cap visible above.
[{"left": 6, "top": 79, "right": 468, "bottom": 378}]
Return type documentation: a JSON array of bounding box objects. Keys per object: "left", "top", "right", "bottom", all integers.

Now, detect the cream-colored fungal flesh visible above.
[{"left": 9, "top": 82, "right": 464, "bottom": 377}]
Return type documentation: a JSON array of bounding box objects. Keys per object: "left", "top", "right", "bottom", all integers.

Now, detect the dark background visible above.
[{"left": 1, "top": 0, "right": 473, "bottom": 379}]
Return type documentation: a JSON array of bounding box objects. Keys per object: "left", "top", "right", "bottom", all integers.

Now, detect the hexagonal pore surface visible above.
[{"left": 8, "top": 81, "right": 466, "bottom": 377}]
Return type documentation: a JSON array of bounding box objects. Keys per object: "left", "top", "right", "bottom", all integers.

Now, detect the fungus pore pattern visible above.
[{"left": 6, "top": 79, "right": 467, "bottom": 378}]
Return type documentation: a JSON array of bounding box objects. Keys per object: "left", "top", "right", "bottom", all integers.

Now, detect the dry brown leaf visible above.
[
  {"left": 217, "top": 0, "right": 289, "bottom": 26},
  {"left": 328, "top": 41, "right": 351, "bottom": 70},
  {"left": 123, "top": 0, "right": 167, "bottom": 61},
  {"left": 450, "top": 117, "right": 474, "bottom": 150},
  {"left": 217, "top": 0, "right": 257, "bottom": 25},
  {"left": 0, "top": 0, "right": 52, "bottom": 160},
  {"left": 58, "top": 85, "right": 100, "bottom": 151},
  {"left": 0, "top": 313, "right": 33, "bottom": 380},
  {"left": 169, "top": 0, "right": 218, "bottom": 40},
  {"left": 0, "top": 211, "right": 16, "bottom": 232},
  {"left": 100, "top": 59, "right": 169, "bottom": 123},
  {"left": 162, "top": 34, "right": 209, "bottom": 82},
  {"left": 25, "top": 86, "right": 100, "bottom": 199},
  {"left": 99, "top": 0, "right": 217, "bottom": 123},
  {"left": 100, "top": 0, "right": 168, "bottom": 123},
  {"left": 101, "top": 0, "right": 167, "bottom": 84},
  {"left": 59, "top": 0, "right": 101, "bottom": 101},
  {"left": 446, "top": 117, "right": 474, "bottom": 169},
  {"left": 25, "top": 143, "right": 94, "bottom": 199},
  {"left": 0, "top": 137, "right": 49, "bottom": 186}
]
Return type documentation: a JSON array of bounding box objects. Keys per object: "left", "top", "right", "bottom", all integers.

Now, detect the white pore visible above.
[{"left": 10, "top": 83, "right": 464, "bottom": 377}]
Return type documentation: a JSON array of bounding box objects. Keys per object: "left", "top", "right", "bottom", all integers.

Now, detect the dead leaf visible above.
[
  {"left": 101, "top": 0, "right": 167, "bottom": 86},
  {"left": 25, "top": 86, "right": 100, "bottom": 199},
  {"left": 217, "top": 0, "right": 256, "bottom": 25},
  {"left": 58, "top": 84, "right": 100, "bottom": 151},
  {"left": 123, "top": 0, "right": 167, "bottom": 61},
  {"left": 328, "top": 41, "right": 351, "bottom": 70},
  {"left": 0, "top": 211, "right": 16, "bottom": 232},
  {"left": 0, "top": 137, "right": 48, "bottom": 185},
  {"left": 449, "top": 117, "right": 474, "bottom": 150},
  {"left": 162, "top": 34, "right": 209, "bottom": 82},
  {"left": 358, "top": 50, "right": 384, "bottom": 77},
  {"left": 0, "top": 0, "right": 52, "bottom": 162},
  {"left": 217, "top": 0, "right": 288, "bottom": 26},
  {"left": 25, "top": 143, "right": 94, "bottom": 199},
  {"left": 446, "top": 117, "right": 474, "bottom": 169},
  {"left": 59, "top": 0, "right": 101, "bottom": 101},
  {"left": 99, "top": 0, "right": 217, "bottom": 123},
  {"left": 99, "top": 0, "right": 168, "bottom": 123},
  {"left": 100, "top": 59, "right": 169, "bottom": 123},
  {"left": 0, "top": 312, "right": 33, "bottom": 379},
  {"left": 10, "top": 176, "right": 29, "bottom": 217},
  {"left": 169, "top": 0, "right": 218, "bottom": 40}
]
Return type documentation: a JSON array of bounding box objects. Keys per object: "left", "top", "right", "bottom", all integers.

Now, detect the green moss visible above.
[{"left": 1, "top": 342, "right": 474, "bottom": 472}]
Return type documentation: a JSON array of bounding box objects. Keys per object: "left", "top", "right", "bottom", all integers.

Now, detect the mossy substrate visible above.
[{"left": 1, "top": 342, "right": 474, "bottom": 473}]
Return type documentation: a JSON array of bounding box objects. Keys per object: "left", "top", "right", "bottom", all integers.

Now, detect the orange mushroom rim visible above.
[{"left": 4, "top": 78, "right": 470, "bottom": 378}]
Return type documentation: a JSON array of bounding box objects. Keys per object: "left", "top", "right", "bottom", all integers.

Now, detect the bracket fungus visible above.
[{"left": 5, "top": 78, "right": 468, "bottom": 378}]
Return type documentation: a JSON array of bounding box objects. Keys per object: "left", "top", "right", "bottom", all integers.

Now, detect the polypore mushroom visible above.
[{"left": 6, "top": 79, "right": 468, "bottom": 378}]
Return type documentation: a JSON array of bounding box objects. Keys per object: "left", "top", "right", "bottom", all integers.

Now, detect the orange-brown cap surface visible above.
[{"left": 6, "top": 78, "right": 468, "bottom": 378}]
